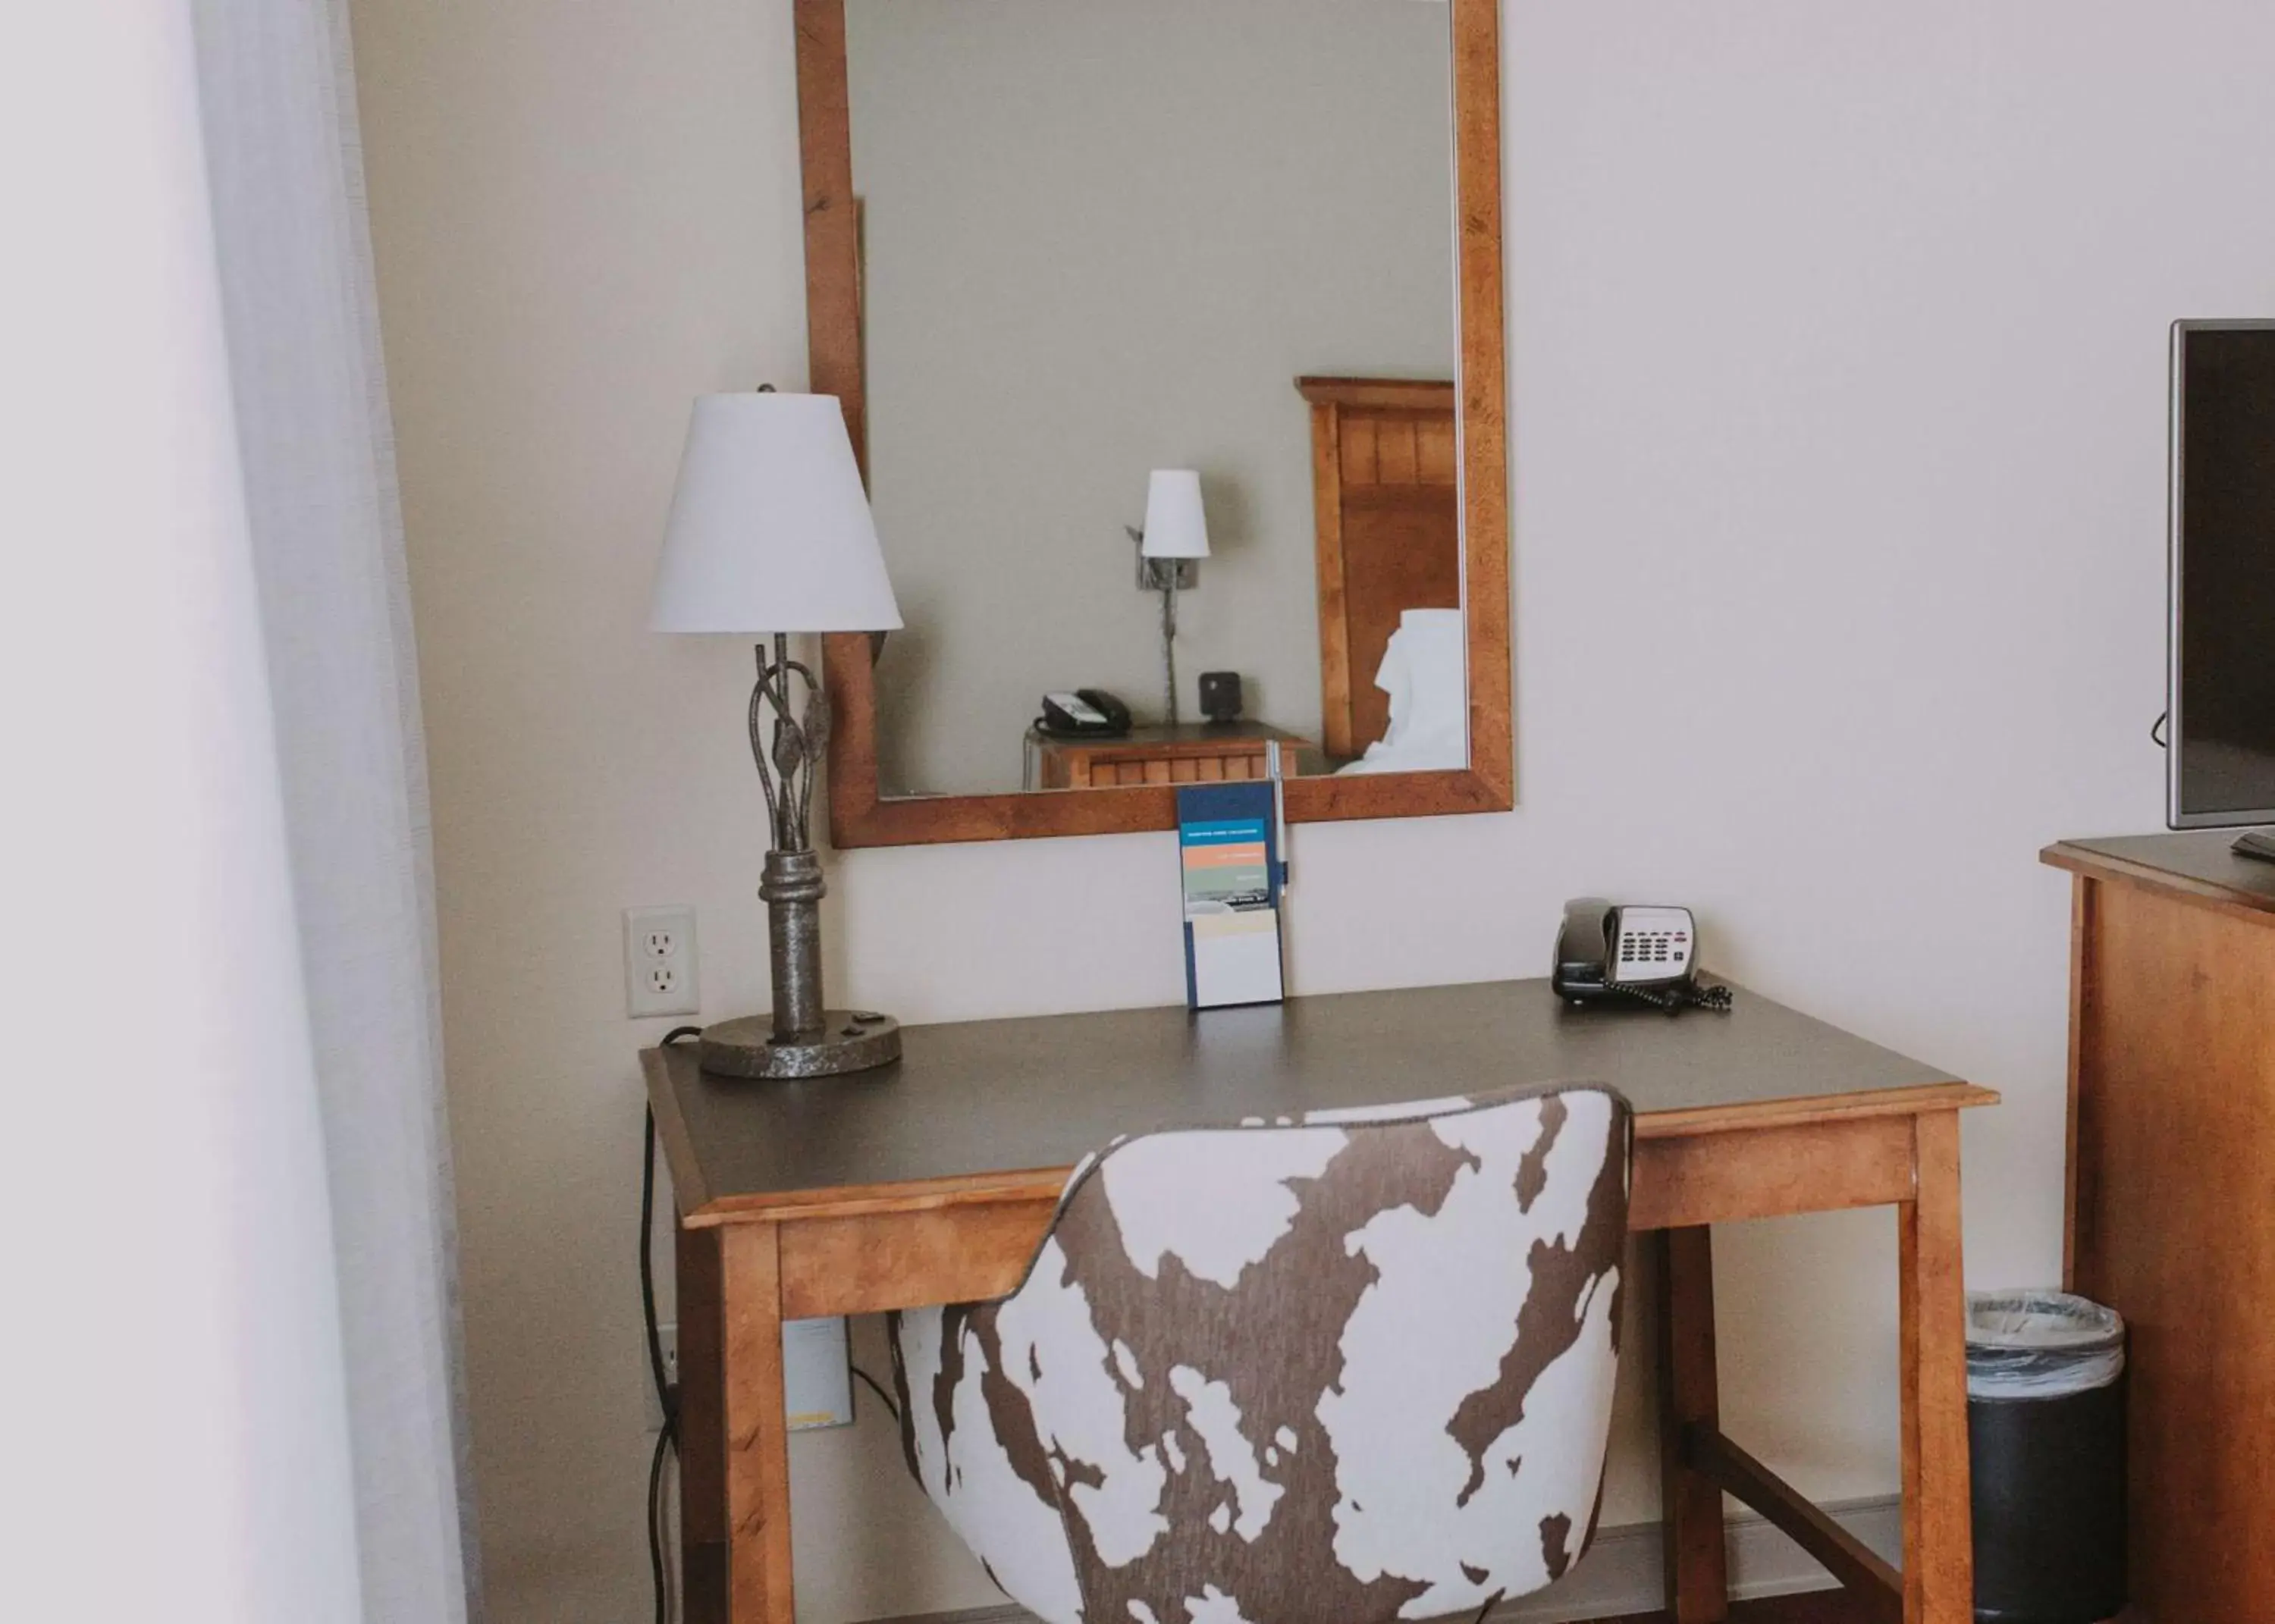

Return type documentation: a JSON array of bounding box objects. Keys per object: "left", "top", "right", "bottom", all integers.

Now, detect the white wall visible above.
[
  {"left": 848, "top": 0, "right": 1454, "bottom": 793},
  {"left": 350, "top": 2, "right": 2275, "bottom": 1619}
]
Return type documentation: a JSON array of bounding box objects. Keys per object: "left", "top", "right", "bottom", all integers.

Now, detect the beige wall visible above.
[
  {"left": 846, "top": 0, "right": 1454, "bottom": 794},
  {"left": 353, "top": 0, "right": 2275, "bottom": 1619}
]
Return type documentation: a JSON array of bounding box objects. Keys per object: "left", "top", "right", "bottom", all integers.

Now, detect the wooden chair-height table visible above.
[{"left": 643, "top": 977, "right": 1995, "bottom": 1624}]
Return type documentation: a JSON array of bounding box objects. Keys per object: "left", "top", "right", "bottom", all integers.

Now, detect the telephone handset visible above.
[{"left": 1552, "top": 898, "right": 1733, "bottom": 1012}]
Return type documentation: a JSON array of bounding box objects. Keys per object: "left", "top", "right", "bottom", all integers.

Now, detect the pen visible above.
[{"left": 1267, "top": 741, "right": 1290, "bottom": 893}]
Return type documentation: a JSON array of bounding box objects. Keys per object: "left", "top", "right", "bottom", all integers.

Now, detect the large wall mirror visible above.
[{"left": 803, "top": 0, "right": 1510, "bottom": 845}]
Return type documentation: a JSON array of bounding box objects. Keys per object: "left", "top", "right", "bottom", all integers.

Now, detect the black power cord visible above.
[
  {"left": 645, "top": 1025, "right": 703, "bottom": 1624},
  {"left": 852, "top": 1364, "right": 899, "bottom": 1424},
  {"left": 1611, "top": 977, "right": 1734, "bottom": 1014},
  {"left": 646, "top": 1423, "right": 673, "bottom": 1624},
  {"left": 641, "top": 1105, "right": 681, "bottom": 1425}
]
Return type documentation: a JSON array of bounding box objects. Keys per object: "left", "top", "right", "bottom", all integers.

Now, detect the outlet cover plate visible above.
[
  {"left": 645, "top": 1321, "right": 680, "bottom": 1432},
  {"left": 624, "top": 904, "right": 699, "bottom": 1018},
  {"left": 645, "top": 1317, "right": 852, "bottom": 1432},
  {"left": 784, "top": 1317, "right": 852, "bottom": 1431}
]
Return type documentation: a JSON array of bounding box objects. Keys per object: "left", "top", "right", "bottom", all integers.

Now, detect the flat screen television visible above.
[{"left": 2169, "top": 320, "right": 2275, "bottom": 832}]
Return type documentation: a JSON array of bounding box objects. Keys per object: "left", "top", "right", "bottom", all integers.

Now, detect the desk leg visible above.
[
  {"left": 1655, "top": 1225, "right": 1728, "bottom": 1623},
  {"left": 678, "top": 1221, "right": 727, "bottom": 1623},
  {"left": 1898, "top": 1109, "right": 1972, "bottom": 1624},
  {"left": 679, "top": 1221, "right": 795, "bottom": 1624}
]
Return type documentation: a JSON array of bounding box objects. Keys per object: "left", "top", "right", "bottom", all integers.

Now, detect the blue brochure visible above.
[{"left": 1175, "top": 781, "right": 1285, "bottom": 1010}]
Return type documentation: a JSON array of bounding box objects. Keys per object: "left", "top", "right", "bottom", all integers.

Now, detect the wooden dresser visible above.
[
  {"left": 1031, "top": 722, "right": 1313, "bottom": 789},
  {"left": 2043, "top": 832, "right": 2275, "bottom": 1622}
]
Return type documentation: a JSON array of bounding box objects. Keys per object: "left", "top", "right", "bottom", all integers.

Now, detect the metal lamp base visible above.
[{"left": 697, "top": 1010, "right": 902, "bottom": 1080}]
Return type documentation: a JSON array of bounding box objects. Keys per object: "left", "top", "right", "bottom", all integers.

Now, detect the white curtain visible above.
[
  {"left": 8, "top": 5, "right": 365, "bottom": 1619},
  {"left": 188, "top": 2, "right": 478, "bottom": 1620}
]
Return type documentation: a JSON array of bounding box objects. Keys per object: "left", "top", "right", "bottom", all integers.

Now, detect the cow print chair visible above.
[{"left": 887, "top": 1082, "right": 1633, "bottom": 1624}]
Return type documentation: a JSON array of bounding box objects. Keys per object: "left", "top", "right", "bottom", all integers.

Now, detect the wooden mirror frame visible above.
[{"left": 800, "top": 0, "right": 1511, "bottom": 847}]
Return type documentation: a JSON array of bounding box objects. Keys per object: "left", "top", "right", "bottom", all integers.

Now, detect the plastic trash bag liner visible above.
[{"left": 1966, "top": 1291, "right": 2124, "bottom": 1400}]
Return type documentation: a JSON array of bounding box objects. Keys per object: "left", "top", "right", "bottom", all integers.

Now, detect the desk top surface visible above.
[
  {"left": 645, "top": 976, "right": 1987, "bottom": 1221},
  {"left": 2044, "top": 830, "right": 2275, "bottom": 918}
]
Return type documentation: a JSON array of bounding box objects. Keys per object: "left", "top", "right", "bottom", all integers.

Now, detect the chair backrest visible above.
[{"left": 891, "top": 1083, "right": 1632, "bottom": 1624}]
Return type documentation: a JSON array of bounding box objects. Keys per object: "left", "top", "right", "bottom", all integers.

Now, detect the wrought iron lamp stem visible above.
[
  {"left": 1161, "top": 574, "right": 1180, "bottom": 728},
  {"left": 747, "top": 635, "right": 831, "bottom": 1040},
  {"left": 695, "top": 634, "right": 899, "bottom": 1078},
  {"left": 747, "top": 633, "right": 824, "bottom": 852}
]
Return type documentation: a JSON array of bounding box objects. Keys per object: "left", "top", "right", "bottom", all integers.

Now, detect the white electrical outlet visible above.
[
  {"left": 644, "top": 1318, "right": 851, "bottom": 1433},
  {"left": 783, "top": 1317, "right": 853, "bottom": 1431},
  {"left": 624, "top": 905, "right": 699, "bottom": 1018},
  {"left": 645, "top": 1321, "right": 680, "bottom": 1431}
]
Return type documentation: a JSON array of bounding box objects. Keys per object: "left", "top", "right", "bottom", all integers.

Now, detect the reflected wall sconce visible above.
[{"left": 1125, "top": 469, "right": 1210, "bottom": 726}]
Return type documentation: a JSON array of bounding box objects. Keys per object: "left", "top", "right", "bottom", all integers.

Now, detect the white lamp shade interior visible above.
[
  {"left": 1139, "top": 469, "right": 1210, "bottom": 560},
  {"left": 651, "top": 393, "right": 904, "bottom": 634}
]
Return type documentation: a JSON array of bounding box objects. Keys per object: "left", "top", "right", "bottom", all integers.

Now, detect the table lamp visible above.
[
  {"left": 1128, "top": 469, "right": 1210, "bottom": 726},
  {"left": 651, "top": 390, "right": 905, "bottom": 1078}
]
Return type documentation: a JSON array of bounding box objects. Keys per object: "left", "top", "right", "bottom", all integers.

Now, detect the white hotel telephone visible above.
[{"left": 1552, "top": 899, "right": 1733, "bottom": 1013}]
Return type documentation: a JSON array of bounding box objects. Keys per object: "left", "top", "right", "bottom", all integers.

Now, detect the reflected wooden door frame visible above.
[{"left": 795, "top": 0, "right": 1514, "bottom": 848}]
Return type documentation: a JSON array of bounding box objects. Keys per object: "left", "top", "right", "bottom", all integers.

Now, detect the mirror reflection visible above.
[{"left": 848, "top": 0, "right": 1463, "bottom": 798}]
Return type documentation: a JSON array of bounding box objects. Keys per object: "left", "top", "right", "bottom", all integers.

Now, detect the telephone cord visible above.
[{"left": 1614, "top": 977, "right": 1734, "bottom": 1014}]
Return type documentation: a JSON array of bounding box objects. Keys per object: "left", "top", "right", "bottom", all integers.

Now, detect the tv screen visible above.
[{"left": 2171, "top": 321, "right": 2275, "bottom": 827}]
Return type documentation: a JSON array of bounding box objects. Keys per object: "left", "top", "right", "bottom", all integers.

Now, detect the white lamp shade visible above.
[
  {"left": 1139, "top": 469, "right": 1210, "bottom": 560},
  {"left": 651, "top": 393, "right": 904, "bottom": 634}
]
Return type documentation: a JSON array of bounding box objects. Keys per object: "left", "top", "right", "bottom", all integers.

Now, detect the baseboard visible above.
[
  {"left": 871, "top": 1494, "right": 1902, "bottom": 1624},
  {"left": 1494, "top": 1494, "right": 1900, "bottom": 1622}
]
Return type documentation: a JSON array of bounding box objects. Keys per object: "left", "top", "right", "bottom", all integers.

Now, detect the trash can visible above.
[{"left": 1966, "top": 1291, "right": 2126, "bottom": 1624}]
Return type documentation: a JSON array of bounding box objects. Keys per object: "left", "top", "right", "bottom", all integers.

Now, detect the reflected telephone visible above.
[
  {"left": 1552, "top": 898, "right": 1733, "bottom": 1012},
  {"left": 1037, "top": 688, "right": 1133, "bottom": 738}
]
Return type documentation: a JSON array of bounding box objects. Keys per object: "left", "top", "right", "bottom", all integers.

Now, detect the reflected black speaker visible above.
[{"left": 1198, "top": 671, "right": 1243, "bottom": 723}]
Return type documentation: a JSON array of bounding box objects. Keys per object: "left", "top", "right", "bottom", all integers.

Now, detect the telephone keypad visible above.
[{"left": 1611, "top": 907, "right": 1696, "bottom": 985}]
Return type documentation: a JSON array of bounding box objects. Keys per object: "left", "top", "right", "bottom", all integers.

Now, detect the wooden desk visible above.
[{"left": 643, "top": 977, "right": 1996, "bottom": 1624}]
